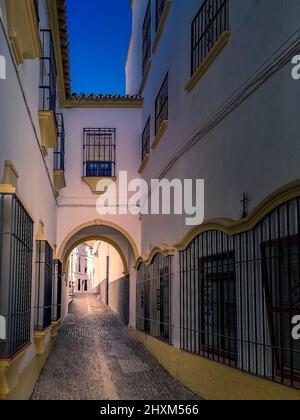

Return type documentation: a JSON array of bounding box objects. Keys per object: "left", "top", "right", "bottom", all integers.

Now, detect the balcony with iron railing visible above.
[
  {"left": 53, "top": 113, "right": 66, "bottom": 194},
  {"left": 38, "top": 29, "right": 58, "bottom": 155}
]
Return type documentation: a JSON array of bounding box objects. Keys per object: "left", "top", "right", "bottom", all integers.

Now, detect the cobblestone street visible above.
[{"left": 31, "top": 294, "right": 198, "bottom": 400}]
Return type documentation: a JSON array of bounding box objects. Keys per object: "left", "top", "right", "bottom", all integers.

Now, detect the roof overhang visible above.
[{"left": 47, "top": 0, "right": 143, "bottom": 109}]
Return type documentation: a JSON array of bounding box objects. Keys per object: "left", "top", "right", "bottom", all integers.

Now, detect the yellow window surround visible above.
[
  {"left": 152, "top": 0, "right": 172, "bottom": 54},
  {"left": 185, "top": 31, "right": 231, "bottom": 92},
  {"left": 5, "top": 0, "right": 42, "bottom": 65},
  {"left": 151, "top": 120, "right": 168, "bottom": 150},
  {"left": 138, "top": 153, "right": 151, "bottom": 175},
  {"left": 53, "top": 169, "right": 66, "bottom": 195},
  {"left": 139, "top": 59, "right": 152, "bottom": 96},
  {"left": 38, "top": 110, "right": 58, "bottom": 156},
  {"left": 82, "top": 177, "right": 117, "bottom": 195}
]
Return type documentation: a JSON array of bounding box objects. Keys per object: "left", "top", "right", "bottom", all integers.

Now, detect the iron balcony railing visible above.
[
  {"left": 137, "top": 254, "right": 172, "bottom": 344},
  {"left": 156, "top": 0, "right": 166, "bottom": 31},
  {"left": 155, "top": 74, "right": 168, "bottom": 135},
  {"left": 39, "top": 29, "right": 57, "bottom": 118},
  {"left": 142, "top": 1, "right": 151, "bottom": 75},
  {"left": 180, "top": 197, "right": 300, "bottom": 390},
  {"left": 54, "top": 113, "right": 65, "bottom": 171},
  {"left": 83, "top": 128, "right": 116, "bottom": 178},
  {"left": 142, "top": 117, "right": 151, "bottom": 162},
  {"left": 191, "top": 0, "right": 229, "bottom": 76},
  {"left": 0, "top": 193, "right": 34, "bottom": 359}
]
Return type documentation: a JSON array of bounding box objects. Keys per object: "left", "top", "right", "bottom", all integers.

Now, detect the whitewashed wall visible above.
[{"left": 127, "top": 0, "right": 300, "bottom": 255}]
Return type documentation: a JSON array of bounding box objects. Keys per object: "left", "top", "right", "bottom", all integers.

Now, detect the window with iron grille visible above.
[
  {"left": 83, "top": 129, "right": 116, "bottom": 178},
  {"left": 0, "top": 194, "right": 33, "bottom": 359},
  {"left": 180, "top": 197, "right": 300, "bottom": 390},
  {"left": 142, "top": 117, "right": 151, "bottom": 162},
  {"left": 156, "top": 0, "right": 167, "bottom": 31},
  {"left": 137, "top": 254, "right": 172, "bottom": 344},
  {"left": 54, "top": 113, "right": 65, "bottom": 171},
  {"left": 142, "top": 1, "right": 151, "bottom": 75},
  {"left": 155, "top": 74, "right": 168, "bottom": 135},
  {"left": 39, "top": 29, "right": 57, "bottom": 116},
  {"left": 34, "top": 240, "right": 53, "bottom": 331},
  {"left": 191, "top": 0, "right": 229, "bottom": 77},
  {"left": 52, "top": 260, "right": 62, "bottom": 322}
]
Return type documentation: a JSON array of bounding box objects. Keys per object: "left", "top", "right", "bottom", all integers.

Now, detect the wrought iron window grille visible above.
[
  {"left": 0, "top": 193, "right": 33, "bottom": 359},
  {"left": 83, "top": 128, "right": 116, "bottom": 178}
]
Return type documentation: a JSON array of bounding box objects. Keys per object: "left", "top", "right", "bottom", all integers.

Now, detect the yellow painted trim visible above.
[
  {"left": 133, "top": 180, "right": 300, "bottom": 267},
  {"left": 53, "top": 169, "right": 66, "bottom": 193},
  {"left": 0, "top": 185, "right": 16, "bottom": 194},
  {"left": 131, "top": 329, "right": 300, "bottom": 400},
  {"left": 1, "top": 160, "right": 19, "bottom": 187},
  {"left": 139, "top": 59, "right": 152, "bottom": 95},
  {"left": 82, "top": 176, "right": 117, "bottom": 195},
  {"left": 33, "top": 327, "right": 51, "bottom": 356},
  {"left": 50, "top": 321, "right": 60, "bottom": 338},
  {"left": 63, "top": 98, "right": 143, "bottom": 109},
  {"left": 176, "top": 179, "right": 300, "bottom": 250},
  {"left": 5, "top": 0, "right": 42, "bottom": 65},
  {"left": 152, "top": 0, "right": 172, "bottom": 54},
  {"left": 46, "top": 0, "right": 67, "bottom": 105},
  {"left": 185, "top": 31, "right": 230, "bottom": 92},
  {"left": 58, "top": 219, "right": 139, "bottom": 263},
  {"left": 6, "top": 336, "right": 56, "bottom": 400},
  {"left": 135, "top": 245, "right": 176, "bottom": 269},
  {"left": 0, "top": 343, "right": 31, "bottom": 400},
  {"left": 62, "top": 234, "right": 129, "bottom": 276},
  {"left": 138, "top": 154, "right": 151, "bottom": 175},
  {"left": 38, "top": 110, "right": 58, "bottom": 155},
  {"left": 151, "top": 120, "right": 168, "bottom": 150}
]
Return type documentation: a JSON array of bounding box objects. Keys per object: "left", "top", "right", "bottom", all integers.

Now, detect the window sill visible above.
[
  {"left": 6, "top": 0, "right": 42, "bottom": 65},
  {"left": 53, "top": 169, "right": 66, "bottom": 194},
  {"left": 82, "top": 176, "right": 117, "bottom": 195},
  {"left": 185, "top": 31, "right": 231, "bottom": 92},
  {"left": 151, "top": 120, "right": 168, "bottom": 150},
  {"left": 139, "top": 59, "right": 152, "bottom": 95},
  {"left": 38, "top": 110, "right": 58, "bottom": 156},
  {"left": 152, "top": 0, "right": 172, "bottom": 54},
  {"left": 138, "top": 154, "right": 151, "bottom": 175}
]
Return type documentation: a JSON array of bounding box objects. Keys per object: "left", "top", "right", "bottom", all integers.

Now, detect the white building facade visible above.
[{"left": 0, "top": 0, "right": 299, "bottom": 400}]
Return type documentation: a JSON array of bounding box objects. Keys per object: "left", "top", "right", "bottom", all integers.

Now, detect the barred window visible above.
[
  {"left": 180, "top": 198, "right": 300, "bottom": 389},
  {"left": 0, "top": 194, "right": 33, "bottom": 359},
  {"left": 40, "top": 29, "right": 57, "bottom": 114},
  {"left": 52, "top": 260, "right": 63, "bottom": 322},
  {"left": 142, "top": 1, "right": 151, "bottom": 75},
  {"left": 142, "top": 117, "right": 151, "bottom": 162},
  {"left": 54, "top": 113, "right": 65, "bottom": 171},
  {"left": 137, "top": 254, "right": 172, "bottom": 344},
  {"left": 155, "top": 74, "right": 168, "bottom": 135},
  {"left": 191, "top": 0, "right": 229, "bottom": 76},
  {"left": 262, "top": 236, "right": 300, "bottom": 379},
  {"left": 83, "top": 128, "right": 116, "bottom": 178},
  {"left": 35, "top": 241, "right": 53, "bottom": 331}
]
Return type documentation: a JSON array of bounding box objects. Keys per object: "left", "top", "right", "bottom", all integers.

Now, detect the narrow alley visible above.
[{"left": 31, "top": 295, "right": 198, "bottom": 401}]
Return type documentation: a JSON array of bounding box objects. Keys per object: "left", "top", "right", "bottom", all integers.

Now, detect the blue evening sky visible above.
[{"left": 66, "top": 0, "right": 132, "bottom": 95}]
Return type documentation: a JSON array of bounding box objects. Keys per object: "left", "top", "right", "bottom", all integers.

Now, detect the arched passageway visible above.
[{"left": 58, "top": 221, "right": 139, "bottom": 326}]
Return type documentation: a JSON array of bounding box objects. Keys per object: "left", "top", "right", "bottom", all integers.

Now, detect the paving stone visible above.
[{"left": 31, "top": 294, "right": 198, "bottom": 401}]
